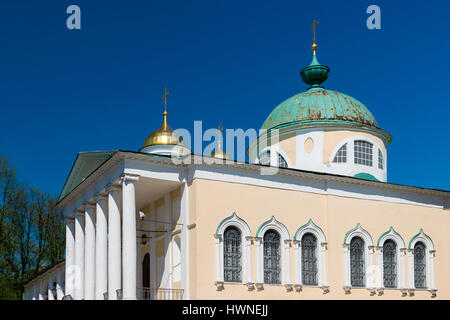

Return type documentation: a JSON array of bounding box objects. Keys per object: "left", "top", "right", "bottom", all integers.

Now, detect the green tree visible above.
[{"left": 0, "top": 156, "right": 65, "bottom": 299}]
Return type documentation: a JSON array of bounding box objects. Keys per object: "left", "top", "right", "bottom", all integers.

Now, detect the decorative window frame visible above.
[
  {"left": 343, "top": 223, "right": 374, "bottom": 294},
  {"left": 257, "top": 146, "right": 291, "bottom": 168},
  {"left": 293, "top": 219, "right": 329, "bottom": 294},
  {"left": 214, "top": 213, "right": 253, "bottom": 291},
  {"left": 255, "top": 216, "right": 291, "bottom": 291},
  {"left": 407, "top": 229, "right": 436, "bottom": 297},
  {"left": 376, "top": 227, "right": 407, "bottom": 296}
]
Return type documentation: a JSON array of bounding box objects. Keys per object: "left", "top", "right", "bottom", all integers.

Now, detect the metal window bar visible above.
[
  {"left": 350, "top": 237, "right": 365, "bottom": 287},
  {"left": 263, "top": 230, "right": 281, "bottom": 284},
  {"left": 259, "top": 151, "right": 288, "bottom": 168},
  {"left": 378, "top": 149, "right": 384, "bottom": 169},
  {"left": 137, "top": 287, "right": 184, "bottom": 300},
  {"left": 223, "top": 226, "right": 242, "bottom": 282},
  {"left": 354, "top": 140, "right": 373, "bottom": 167},
  {"left": 383, "top": 240, "right": 397, "bottom": 288},
  {"left": 301, "top": 233, "right": 318, "bottom": 285},
  {"left": 414, "top": 242, "right": 427, "bottom": 289},
  {"left": 333, "top": 144, "right": 347, "bottom": 163}
]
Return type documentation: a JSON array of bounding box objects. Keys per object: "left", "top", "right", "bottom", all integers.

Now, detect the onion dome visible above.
[
  {"left": 140, "top": 88, "right": 191, "bottom": 156},
  {"left": 210, "top": 125, "right": 228, "bottom": 160},
  {"left": 261, "top": 30, "right": 391, "bottom": 145},
  {"left": 142, "top": 110, "right": 181, "bottom": 148}
]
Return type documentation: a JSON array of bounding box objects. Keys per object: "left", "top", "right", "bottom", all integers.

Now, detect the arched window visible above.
[
  {"left": 354, "top": 140, "right": 373, "bottom": 166},
  {"left": 214, "top": 213, "right": 252, "bottom": 290},
  {"left": 301, "top": 233, "right": 318, "bottom": 285},
  {"left": 383, "top": 240, "right": 397, "bottom": 288},
  {"left": 263, "top": 230, "right": 281, "bottom": 284},
  {"left": 223, "top": 226, "right": 242, "bottom": 282},
  {"left": 414, "top": 242, "right": 426, "bottom": 289},
  {"left": 378, "top": 149, "right": 384, "bottom": 169},
  {"left": 333, "top": 144, "right": 347, "bottom": 163},
  {"left": 259, "top": 150, "right": 288, "bottom": 168},
  {"left": 350, "top": 237, "right": 365, "bottom": 287}
]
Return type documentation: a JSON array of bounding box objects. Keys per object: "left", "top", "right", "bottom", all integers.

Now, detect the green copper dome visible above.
[
  {"left": 262, "top": 87, "right": 379, "bottom": 130},
  {"left": 262, "top": 53, "right": 379, "bottom": 131}
]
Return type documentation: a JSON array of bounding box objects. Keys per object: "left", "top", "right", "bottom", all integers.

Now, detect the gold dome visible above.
[
  {"left": 210, "top": 125, "right": 228, "bottom": 160},
  {"left": 142, "top": 110, "right": 181, "bottom": 148}
]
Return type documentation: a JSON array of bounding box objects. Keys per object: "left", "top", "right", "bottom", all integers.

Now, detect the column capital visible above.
[
  {"left": 120, "top": 173, "right": 140, "bottom": 184},
  {"left": 94, "top": 192, "right": 108, "bottom": 202},
  {"left": 105, "top": 183, "right": 121, "bottom": 194},
  {"left": 75, "top": 208, "right": 85, "bottom": 217},
  {"left": 82, "top": 201, "right": 96, "bottom": 210},
  {"left": 64, "top": 216, "right": 75, "bottom": 223}
]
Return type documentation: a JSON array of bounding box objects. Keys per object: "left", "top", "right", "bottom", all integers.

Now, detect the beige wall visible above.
[{"left": 188, "top": 178, "right": 449, "bottom": 300}]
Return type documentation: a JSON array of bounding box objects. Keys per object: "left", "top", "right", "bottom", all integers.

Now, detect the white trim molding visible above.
[
  {"left": 343, "top": 223, "right": 374, "bottom": 294},
  {"left": 214, "top": 212, "right": 253, "bottom": 290},
  {"left": 293, "top": 219, "right": 328, "bottom": 293},
  {"left": 376, "top": 227, "right": 406, "bottom": 295},
  {"left": 255, "top": 216, "right": 290, "bottom": 289},
  {"left": 407, "top": 229, "right": 436, "bottom": 297}
]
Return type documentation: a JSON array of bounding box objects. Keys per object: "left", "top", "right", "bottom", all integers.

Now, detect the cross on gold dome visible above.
[
  {"left": 162, "top": 86, "right": 170, "bottom": 113},
  {"left": 310, "top": 20, "right": 319, "bottom": 54}
]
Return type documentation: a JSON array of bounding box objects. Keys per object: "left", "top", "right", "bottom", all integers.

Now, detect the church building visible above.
[{"left": 23, "top": 28, "right": 450, "bottom": 300}]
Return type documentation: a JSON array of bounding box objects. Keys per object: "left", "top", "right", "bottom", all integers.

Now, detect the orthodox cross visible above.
[
  {"left": 162, "top": 87, "right": 170, "bottom": 112},
  {"left": 310, "top": 20, "right": 319, "bottom": 45}
]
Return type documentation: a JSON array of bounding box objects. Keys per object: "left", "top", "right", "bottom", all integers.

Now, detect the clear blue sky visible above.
[{"left": 0, "top": 0, "right": 449, "bottom": 196}]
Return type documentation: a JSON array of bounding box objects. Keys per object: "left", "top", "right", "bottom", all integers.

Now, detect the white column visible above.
[
  {"left": 64, "top": 217, "right": 75, "bottom": 298},
  {"left": 255, "top": 237, "right": 263, "bottom": 285},
  {"left": 150, "top": 201, "right": 157, "bottom": 291},
  {"left": 47, "top": 274, "right": 55, "bottom": 300},
  {"left": 399, "top": 248, "right": 406, "bottom": 289},
  {"left": 320, "top": 242, "right": 328, "bottom": 288},
  {"left": 343, "top": 244, "right": 351, "bottom": 288},
  {"left": 38, "top": 279, "right": 45, "bottom": 300},
  {"left": 32, "top": 283, "right": 38, "bottom": 300},
  {"left": 84, "top": 202, "right": 96, "bottom": 300},
  {"left": 245, "top": 236, "right": 253, "bottom": 284},
  {"left": 56, "top": 268, "right": 64, "bottom": 300},
  {"left": 180, "top": 182, "right": 189, "bottom": 299},
  {"left": 74, "top": 210, "right": 85, "bottom": 300},
  {"left": 407, "top": 249, "right": 414, "bottom": 289},
  {"left": 377, "top": 247, "right": 384, "bottom": 288},
  {"left": 214, "top": 234, "right": 222, "bottom": 283},
  {"left": 293, "top": 241, "right": 302, "bottom": 286},
  {"left": 429, "top": 250, "right": 436, "bottom": 289},
  {"left": 107, "top": 184, "right": 121, "bottom": 300},
  {"left": 284, "top": 240, "right": 291, "bottom": 285},
  {"left": 95, "top": 193, "right": 108, "bottom": 300},
  {"left": 121, "top": 174, "right": 139, "bottom": 300}
]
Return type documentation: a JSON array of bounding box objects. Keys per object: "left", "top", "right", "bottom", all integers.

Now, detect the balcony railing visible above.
[{"left": 137, "top": 287, "right": 184, "bottom": 300}]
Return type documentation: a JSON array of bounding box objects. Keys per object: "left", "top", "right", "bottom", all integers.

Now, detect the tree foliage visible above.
[{"left": 0, "top": 156, "right": 64, "bottom": 299}]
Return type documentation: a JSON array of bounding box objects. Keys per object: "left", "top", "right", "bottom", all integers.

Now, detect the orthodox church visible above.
[{"left": 24, "top": 26, "right": 450, "bottom": 300}]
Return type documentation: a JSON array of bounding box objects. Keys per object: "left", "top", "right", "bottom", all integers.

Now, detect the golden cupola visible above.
[
  {"left": 210, "top": 125, "right": 228, "bottom": 160},
  {"left": 142, "top": 109, "right": 179, "bottom": 148},
  {"left": 140, "top": 88, "right": 191, "bottom": 157}
]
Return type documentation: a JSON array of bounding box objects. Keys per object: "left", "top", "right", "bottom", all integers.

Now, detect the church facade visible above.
[{"left": 23, "top": 36, "right": 450, "bottom": 300}]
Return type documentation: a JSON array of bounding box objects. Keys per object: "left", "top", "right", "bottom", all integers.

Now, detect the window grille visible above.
[
  {"left": 383, "top": 240, "right": 397, "bottom": 288},
  {"left": 414, "top": 242, "right": 427, "bottom": 289},
  {"left": 259, "top": 151, "right": 288, "bottom": 168},
  {"left": 333, "top": 144, "right": 347, "bottom": 163},
  {"left": 378, "top": 149, "right": 384, "bottom": 169},
  {"left": 263, "top": 230, "right": 281, "bottom": 284},
  {"left": 223, "top": 226, "right": 242, "bottom": 282},
  {"left": 350, "top": 237, "right": 365, "bottom": 287},
  {"left": 354, "top": 140, "right": 373, "bottom": 166},
  {"left": 301, "top": 233, "right": 318, "bottom": 285}
]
